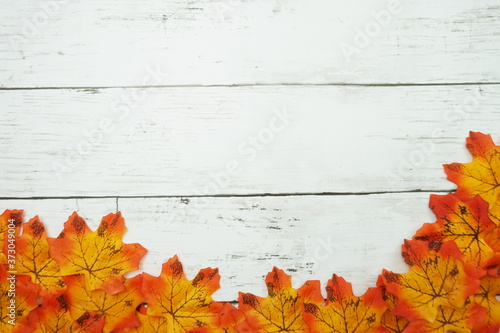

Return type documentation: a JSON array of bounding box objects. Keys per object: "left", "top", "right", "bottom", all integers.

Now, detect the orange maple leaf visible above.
[
  {"left": 404, "top": 298, "right": 487, "bottom": 333},
  {"left": 49, "top": 212, "right": 147, "bottom": 294},
  {"left": 14, "top": 216, "right": 66, "bottom": 296},
  {"left": 0, "top": 264, "right": 39, "bottom": 333},
  {"left": 28, "top": 293, "right": 104, "bottom": 333},
  {"left": 141, "top": 255, "right": 239, "bottom": 332},
  {"left": 132, "top": 302, "right": 244, "bottom": 333},
  {"left": 376, "top": 276, "right": 409, "bottom": 333},
  {"left": 413, "top": 194, "right": 496, "bottom": 271},
  {"left": 444, "top": 131, "right": 500, "bottom": 224},
  {"left": 0, "top": 209, "right": 23, "bottom": 265},
  {"left": 64, "top": 273, "right": 145, "bottom": 332},
  {"left": 381, "top": 240, "right": 481, "bottom": 322},
  {"left": 473, "top": 275, "right": 500, "bottom": 333},
  {"left": 303, "top": 275, "right": 387, "bottom": 333},
  {"left": 236, "top": 267, "right": 323, "bottom": 332},
  {"left": 212, "top": 302, "right": 246, "bottom": 333},
  {"left": 479, "top": 232, "right": 500, "bottom": 277}
]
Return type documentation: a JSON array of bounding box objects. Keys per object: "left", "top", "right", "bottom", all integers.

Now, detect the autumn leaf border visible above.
[{"left": 1, "top": 131, "right": 500, "bottom": 332}]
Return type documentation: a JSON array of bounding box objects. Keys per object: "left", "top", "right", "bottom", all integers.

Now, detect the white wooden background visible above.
[{"left": 1, "top": 0, "right": 500, "bottom": 302}]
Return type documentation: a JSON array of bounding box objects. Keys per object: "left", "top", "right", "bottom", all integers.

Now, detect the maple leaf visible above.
[
  {"left": 376, "top": 276, "right": 409, "bottom": 333},
  {"left": 212, "top": 302, "right": 246, "bottom": 333},
  {"left": 142, "top": 255, "right": 238, "bottom": 332},
  {"left": 235, "top": 267, "right": 323, "bottom": 332},
  {"left": 381, "top": 240, "right": 481, "bottom": 322},
  {"left": 49, "top": 212, "right": 147, "bottom": 294},
  {"left": 473, "top": 275, "right": 500, "bottom": 333},
  {"left": 303, "top": 274, "right": 387, "bottom": 333},
  {"left": 131, "top": 304, "right": 169, "bottom": 333},
  {"left": 413, "top": 194, "right": 496, "bottom": 271},
  {"left": 133, "top": 313, "right": 168, "bottom": 332},
  {"left": 28, "top": 293, "right": 104, "bottom": 333},
  {"left": 479, "top": 226, "right": 500, "bottom": 277},
  {"left": 0, "top": 264, "right": 39, "bottom": 333},
  {"left": 404, "top": 298, "right": 487, "bottom": 333},
  {"left": 64, "top": 273, "right": 145, "bottom": 332},
  {"left": 444, "top": 131, "right": 500, "bottom": 224},
  {"left": 0, "top": 209, "right": 23, "bottom": 265},
  {"left": 132, "top": 302, "right": 244, "bottom": 333},
  {"left": 13, "top": 216, "right": 66, "bottom": 296}
]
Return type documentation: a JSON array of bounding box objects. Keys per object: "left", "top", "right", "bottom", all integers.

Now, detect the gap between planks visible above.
[
  {"left": 0, "top": 82, "right": 500, "bottom": 91},
  {"left": 0, "top": 189, "right": 454, "bottom": 201}
]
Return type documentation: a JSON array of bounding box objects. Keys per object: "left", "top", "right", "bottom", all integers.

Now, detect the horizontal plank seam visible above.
[
  {"left": 0, "top": 189, "right": 454, "bottom": 200},
  {"left": 0, "top": 82, "right": 499, "bottom": 91}
]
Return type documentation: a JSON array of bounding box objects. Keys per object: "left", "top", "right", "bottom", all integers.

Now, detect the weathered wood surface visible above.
[
  {"left": 1, "top": 0, "right": 499, "bottom": 88},
  {"left": 1, "top": 84, "right": 498, "bottom": 198},
  {"left": 1, "top": 193, "right": 435, "bottom": 300}
]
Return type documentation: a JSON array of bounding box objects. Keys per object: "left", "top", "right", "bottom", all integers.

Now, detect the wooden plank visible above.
[
  {"left": 1, "top": 84, "right": 499, "bottom": 197},
  {"left": 1, "top": 0, "right": 499, "bottom": 87},
  {"left": 0, "top": 192, "right": 436, "bottom": 300}
]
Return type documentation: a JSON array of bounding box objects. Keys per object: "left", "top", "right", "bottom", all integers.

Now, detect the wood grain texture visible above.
[
  {"left": 0, "top": 84, "right": 498, "bottom": 197},
  {"left": 1, "top": 0, "right": 499, "bottom": 88},
  {"left": 1, "top": 192, "right": 435, "bottom": 300}
]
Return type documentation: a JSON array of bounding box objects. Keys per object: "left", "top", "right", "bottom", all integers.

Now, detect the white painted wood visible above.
[
  {"left": 1, "top": 0, "right": 499, "bottom": 87},
  {"left": 1, "top": 192, "right": 435, "bottom": 300},
  {"left": 0, "top": 85, "right": 498, "bottom": 197}
]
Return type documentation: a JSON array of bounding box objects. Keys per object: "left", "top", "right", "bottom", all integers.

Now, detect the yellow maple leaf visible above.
[
  {"left": 303, "top": 275, "right": 387, "bottom": 333},
  {"left": 141, "top": 255, "right": 241, "bottom": 332},
  {"left": 48, "top": 212, "right": 147, "bottom": 294},
  {"left": 15, "top": 216, "right": 66, "bottom": 296},
  {"left": 473, "top": 275, "right": 500, "bottom": 333},
  {"left": 236, "top": 267, "right": 323, "bottom": 332},
  {"left": 404, "top": 298, "right": 486, "bottom": 333},
  {"left": 0, "top": 209, "right": 23, "bottom": 265},
  {"left": 381, "top": 240, "right": 481, "bottom": 322},
  {"left": 444, "top": 131, "right": 500, "bottom": 224},
  {"left": 414, "top": 194, "right": 496, "bottom": 271},
  {"left": 64, "top": 273, "right": 145, "bottom": 332}
]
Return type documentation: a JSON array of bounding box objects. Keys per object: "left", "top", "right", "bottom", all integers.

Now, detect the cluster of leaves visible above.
[{"left": 1, "top": 131, "right": 500, "bottom": 332}]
